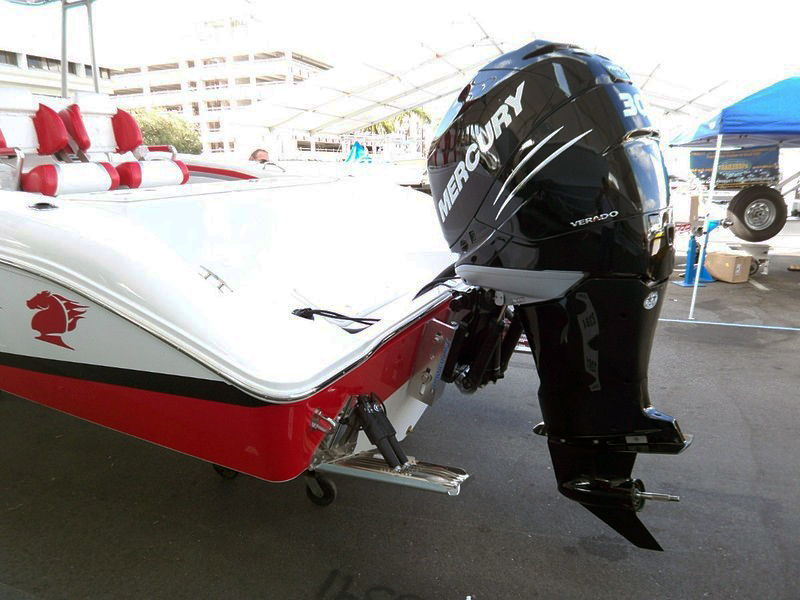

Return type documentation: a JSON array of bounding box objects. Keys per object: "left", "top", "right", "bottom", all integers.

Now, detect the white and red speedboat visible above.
[{"left": 0, "top": 1, "right": 691, "bottom": 550}]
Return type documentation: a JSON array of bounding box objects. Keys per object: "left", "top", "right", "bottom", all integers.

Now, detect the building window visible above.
[
  {"left": 100, "top": 67, "right": 111, "bottom": 79},
  {"left": 150, "top": 83, "right": 181, "bottom": 94},
  {"left": 235, "top": 77, "right": 251, "bottom": 85},
  {"left": 191, "top": 102, "right": 200, "bottom": 116},
  {"left": 255, "top": 75, "right": 283, "bottom": 85},
  {"left": 233, "top": 54, "right": 249, "bottom": 62},
  {"left": 68, "top": 62, "right": 79, "bottom": 75},
  {"left": 28, "top": 55, "right": 60, "bottom": 72},
  {"left": 85, "top": 64, "right": 93, "bottom": 77},
  {"left": 228, "top": 141, "right": 235, "bottom": 151},
  {"left": 113, "top": 87, "right": 144, "bottom": 96},
  {"left": 121, "top": 66, "right": 141, "bottom": 74},
  {"left": 0, "top": 50, "right": 19, "bottom": 67},
  {"left": 209, "top": 141, "right": 225, "bottom": 152},
  {"left": 253, "top": 51, "right": 283, "bottom": 61},
  {"left": 147, "top": 62, "right": 179, "bottom": 72},
  {"left": 186, "top": 81, "right": 197, "bottom": 91},
  {"left": 203, "top": 78, "right": 228, "bottom": 90},
  {"left": 207, "top": 121, "right": 221, "bottom": 132},
  {"left": 236, "top": 99, "right": 252, "bottom": 107},
  {"left": 158, "top": 105, "right": 183, "bottom": 113},
  {"left": 205, "top": 100, "right": 229, "bottom": 112},
  {"left": 186, "top": 60, "right": 195, "bottom": 68},
  {"left": 27, "top": 55, "right": 45, "bottom": 70},
  {"left": 202, "top": 56, "right": 226, "bottom": 66}
]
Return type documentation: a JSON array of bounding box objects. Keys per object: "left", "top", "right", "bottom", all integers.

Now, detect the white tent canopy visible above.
[{"left": 234, "top": 23, "right": 524, "bottom": 136}]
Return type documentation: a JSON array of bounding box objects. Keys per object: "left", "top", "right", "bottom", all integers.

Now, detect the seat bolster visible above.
[
  {"left": 118, "top": 160, "right": 186, "bottom": 188},
  {"left": 21, "top": 163, "right": 120, "bottom": 197},
  {"left": 21, "top": 164, "right": 58, "bottom": 196},
  {"left": 111, "top": 109, "right": 143, "bottom": 153},
  {"left": 33, "top": 104, "right": 69, "bottom": 155},
  {"left": 20, "top": 165, "right": 58, "bottom": 196},
  {"left": 117, "top": 162, "right": 142, "bottom": 188},
  {"left": 99, "top": 162, "right": 120, "bottom": 190},
  {"left": 59, "top": 104, "right": 91, "bottom": 151}
]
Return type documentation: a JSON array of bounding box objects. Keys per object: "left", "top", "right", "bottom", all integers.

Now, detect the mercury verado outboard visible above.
[{"left": 427, "top": 40, "right": 691, "bottom": 550}]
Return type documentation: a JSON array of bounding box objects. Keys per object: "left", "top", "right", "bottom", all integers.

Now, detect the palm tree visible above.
[{"left": 364, "top": 107, "right": 431, "bottom": 135}]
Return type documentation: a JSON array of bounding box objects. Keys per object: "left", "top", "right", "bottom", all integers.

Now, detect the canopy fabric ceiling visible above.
[
  {"left": 239, "top": 38, "right": 786, "bottom": 139},
  {"left": 244, "top": 25, "right": 519, "bottom": 136}
]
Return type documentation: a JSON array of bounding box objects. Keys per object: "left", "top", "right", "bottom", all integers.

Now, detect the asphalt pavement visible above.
[{"left": 1, "top": 253, "right": 799, "bottom": 600}]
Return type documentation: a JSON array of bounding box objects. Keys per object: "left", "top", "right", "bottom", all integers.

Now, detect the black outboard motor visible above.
[{"left": 428, "top": 40, "right": 691, "bottom": 550}]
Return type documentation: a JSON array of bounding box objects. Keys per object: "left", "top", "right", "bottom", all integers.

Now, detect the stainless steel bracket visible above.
[{"left": 408, "top": 318, "right": 456, "bottom": 405}]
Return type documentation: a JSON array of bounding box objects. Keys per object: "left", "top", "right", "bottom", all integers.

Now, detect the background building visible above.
[
  {"left": 0, "top": 43, "right": 114, "bottom": 96},
  {"left": 0, "top": 1, "right": 116, "bottom": 97},
  {"left": 110, "top": 15, "right": 332, "bottom": 156}
]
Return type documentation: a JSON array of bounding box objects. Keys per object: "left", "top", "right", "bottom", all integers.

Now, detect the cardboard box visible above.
[
  {"left": 705, "top": 251, "right": 752, "bottom": 283},
  {"left": 726, "top": 243, "right": 770, "bottom": 275}
]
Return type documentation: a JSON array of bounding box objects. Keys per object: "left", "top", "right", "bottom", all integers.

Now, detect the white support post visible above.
[
  {"left": 60, "top": 0, "right": 68, "bottom": 98},
  {"left": 688, "top": 134, "right": 723, "bottom": 320},
  {"left": 85, "top": 0, "right": 100, "bottom": 93}
]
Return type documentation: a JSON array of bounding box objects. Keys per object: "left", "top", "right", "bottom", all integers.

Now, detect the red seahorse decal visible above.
[{"left": 26, "top": 291, "right": 88, "bottom": 350}]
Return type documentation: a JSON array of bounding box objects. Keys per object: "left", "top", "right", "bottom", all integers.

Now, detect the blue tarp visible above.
[
  {"left": 671, "top": 77, "right": 800, "bottom": 148},
  {"left": 344, "top": 141, "right": 372, "bottom": 163}
]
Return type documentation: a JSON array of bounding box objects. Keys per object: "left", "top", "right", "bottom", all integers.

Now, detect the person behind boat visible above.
[{"left": 249, "top": 148, "right": 269, "bottom": 163}]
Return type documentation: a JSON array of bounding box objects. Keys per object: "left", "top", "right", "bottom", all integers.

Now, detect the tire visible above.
[
  {"left": 727, "top": 186, "right": 787, "bottom": 242},
  {"left": 305, "top": 476, "right": 337, "bottom": 506},
  {"left": 749, "top": 260, "right": 760, "bottom": 276}
]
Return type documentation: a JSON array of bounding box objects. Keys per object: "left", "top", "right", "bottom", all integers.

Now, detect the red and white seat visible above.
[
  {"left": 0, "top": 88, "right": 189, "bottom": 196},
  {"left": 0, "top": 89, "right": 119, "bottom": 197},
  {"left": 63, "top": 91, "right": 189, "bottom": 189}
]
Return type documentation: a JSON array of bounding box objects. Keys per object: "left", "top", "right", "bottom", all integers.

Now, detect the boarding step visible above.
[{"left": 314, "top": 451, "right": 471, "bottom": 496}]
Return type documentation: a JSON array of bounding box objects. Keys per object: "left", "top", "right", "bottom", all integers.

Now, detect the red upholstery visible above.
[
  {"left": 117, "top": 160, "right": 188, "bottom": 189},
  {"left": 116, "top": 162, "right": 142, "bottom": 188},
  {"left": 99, "top": 162, "right": 120, "bottom": 190},
  {"left": 176, "top": 160, "right": 189, "bottom": 184},
  {"left": 59, "top": 104, "right": 91, "bottom": 152},
  {"left": 111, "top": 109, "right": 142, "bottom": 153},
  {"left": 21, "top": 165, "right": 58, "bottom": 196},
  {"left": 21, "top": 162, "right": 120, "bottom": 196},
  {"left": 32, "top": 104, "right": 69, "bottom": 155}
]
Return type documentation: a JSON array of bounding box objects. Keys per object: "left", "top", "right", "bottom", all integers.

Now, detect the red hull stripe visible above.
[
  {"left": 0, "top": 301, "right": 451, "bottom": 481},
  {"left": 186, "top": 165, "right": 258, "bottom": 180},
  {"left": 0, "top": 351, "right": 264, "bottom": 407}
]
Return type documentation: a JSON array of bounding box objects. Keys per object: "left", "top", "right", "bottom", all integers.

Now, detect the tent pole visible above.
[{"left": 688, "top": 134, "right": 722, "bottom": 320}]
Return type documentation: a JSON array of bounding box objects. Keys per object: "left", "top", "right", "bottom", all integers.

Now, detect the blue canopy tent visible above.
[
  {"left": 670, "top": 76, "right": 800, "bottom": 211},
  {"left": 670, "top": 78, "right": 799, "bottom": 317},
  {"left": 671, "top": 77, "right": 800, "bottom": 149}
]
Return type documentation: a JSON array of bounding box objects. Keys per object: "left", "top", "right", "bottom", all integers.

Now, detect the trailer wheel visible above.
[
  {"left": 727, "top": 186, "right": 787, "bottom": 242},
  {"left": 305, "top": 475, "right": 337, "bottom": 506},
  {"left": 212, "top": 464, "right": 239, "bottom": 480}
]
